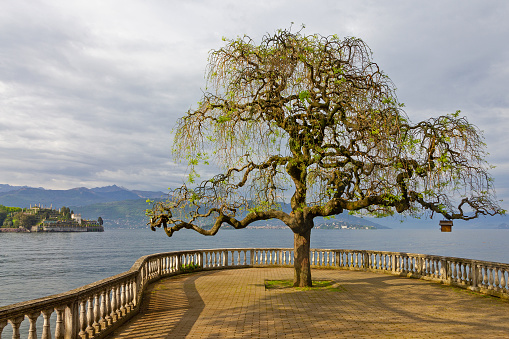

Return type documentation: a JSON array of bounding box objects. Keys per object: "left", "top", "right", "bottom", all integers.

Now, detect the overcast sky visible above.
[{"left": 1, "top": 0, "right": 508, "bottom": 209}]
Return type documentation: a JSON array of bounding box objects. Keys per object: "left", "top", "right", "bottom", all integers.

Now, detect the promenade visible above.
[{"left": 106, "top": 267, "right": 509, "bottom": 338}]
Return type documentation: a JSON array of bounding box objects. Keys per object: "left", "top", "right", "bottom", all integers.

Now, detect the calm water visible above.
[{"left": 1, "top": 227, "right": 508, "bottom": 307}]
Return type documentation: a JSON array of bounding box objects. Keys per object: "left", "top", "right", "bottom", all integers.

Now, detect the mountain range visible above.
[
  {"left": 0, "top": 184, "right": 165, "bottom": 208},
  {"left": 0, "top": 184, "right": 389, "bottom": 229},
  {"left": 1, "top": 184, "right": 505, "bottom": 229}
]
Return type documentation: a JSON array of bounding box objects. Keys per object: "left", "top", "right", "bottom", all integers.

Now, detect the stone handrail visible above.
[{"left": 1, "top": 248, "right": 508, "bottom": 338}]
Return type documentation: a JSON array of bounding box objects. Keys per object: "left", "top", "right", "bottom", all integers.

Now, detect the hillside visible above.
[{"left": 71, "top": 199, "right": 156, "bottom": 228}]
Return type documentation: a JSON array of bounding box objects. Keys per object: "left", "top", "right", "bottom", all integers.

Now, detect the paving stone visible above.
[{"left": 106, "top": 268, "right": 509, "bottom": 338}]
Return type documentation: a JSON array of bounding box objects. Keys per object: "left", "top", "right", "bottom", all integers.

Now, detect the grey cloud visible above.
[{"left": 1, "top": 0, "right": 508, "bottom": 209}]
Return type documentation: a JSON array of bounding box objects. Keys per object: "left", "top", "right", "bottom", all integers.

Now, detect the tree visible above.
[
  {"left": 148, "top": 28, "right": 503, "bottom": 287},
  {"left": 17, "top": 213, "right": 37, "bottom": 228}
]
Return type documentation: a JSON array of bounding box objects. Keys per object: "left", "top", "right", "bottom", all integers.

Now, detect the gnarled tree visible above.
[{"left": 148, "top": 28, "right": 503, "bottom": 287}]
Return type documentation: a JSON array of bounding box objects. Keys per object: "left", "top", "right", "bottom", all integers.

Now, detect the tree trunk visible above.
[{"left": 293, "top": 228, "right": 312, "bottom": 287}]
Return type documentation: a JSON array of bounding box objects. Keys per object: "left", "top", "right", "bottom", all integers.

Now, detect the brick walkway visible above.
[{"left": 106, "top": 268, "right": 509, "bottom": 338}]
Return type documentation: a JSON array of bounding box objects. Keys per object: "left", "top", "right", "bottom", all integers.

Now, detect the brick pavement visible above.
[{"left": 106, "top": 268, "right": 509, "bottom": 338}]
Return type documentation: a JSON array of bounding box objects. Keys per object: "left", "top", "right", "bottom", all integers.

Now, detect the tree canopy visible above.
[{"left": 148, "top": 28, "right": 503, "bottom": 286}]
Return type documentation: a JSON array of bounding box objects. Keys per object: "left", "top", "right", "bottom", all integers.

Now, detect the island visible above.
[{"left": 0, "top": 204, "right": 104, "bottom": 232}]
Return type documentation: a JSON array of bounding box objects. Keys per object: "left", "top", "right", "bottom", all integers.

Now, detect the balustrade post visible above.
[
  {"left": 451, "top": 262, "right": 457, "bottom": 283},
  {"left": 133, "top": 276, "right": 139, "bottom": 308},
  {"left": 116, "top": 285, "right": 123, "bottom": 318},
  {"left": 55, "top": 305, "right": 66, "bottom": 339},
  {"left": 500, "top": 269, "right": 507, "bottom": 292},
  {"left": 79, "top": 300, "right": 88, "bottom": 339},
  {"left": 110, "top": 286, "right": 118, "bottom": 322},
  {"left": 27, "top": 312, "right": 39, "bottom": 339},
  {"left": 104, "top": 290, "right": 112, "bottom": 326},
  {"left": 93, "top": 294, "right": 101, "bottom": 333},
  {"left": 99, "top": 290, "right": 107, "bottom": 330},
  {"left": 126, "top": 280, "right": 133, "bottom": 312},
  {"left": 42, "top": 309, "right": 52, "bottom": 339},
  {"left": 8, "top": 316, "right": 24, "bottom": 339},
  {"left": 440, "top": 259, "right": 448, "bottom": 281},
  {"left": 488, "top": 267, "right": 495, "bottom": 289},
  {"left": 177, "top": 255, "right": 182, "bottom": 272},
  {"left": 224, "top": 250, "right": 228, "bottom": 267},
  {"left": 120, "top": 282, "right": 127, "bottom": 316},
  {"left": 86, "top": 296, "right": 95, "bottom": 337},
  {"left": 65, "top": 300, "right": 79, "bottom": 339}
]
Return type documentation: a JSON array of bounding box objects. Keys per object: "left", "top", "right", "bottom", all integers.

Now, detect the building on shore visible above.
[{"left": 0, "top": 205, "right": 104, "bottom": 233}]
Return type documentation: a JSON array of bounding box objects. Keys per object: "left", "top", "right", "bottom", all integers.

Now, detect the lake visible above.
[{"left": 1, "top": 227, "right": 508, "bottom": 307}]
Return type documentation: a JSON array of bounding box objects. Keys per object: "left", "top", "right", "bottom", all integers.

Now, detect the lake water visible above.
[{"left": 1, "top": 227, "right": 508, "bottom": 307}]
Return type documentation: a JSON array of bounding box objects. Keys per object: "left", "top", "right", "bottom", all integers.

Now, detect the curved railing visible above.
[{"left": 1, "top": 248, "right": 508, "bottom": 338}]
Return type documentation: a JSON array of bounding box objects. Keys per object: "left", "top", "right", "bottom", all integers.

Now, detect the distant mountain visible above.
[
  {"left": 0, "top": 184, "right": 32, "bottom": 193},
  {"left": 367, "top": 213, "right": 509, "bottom": 229},
  {"left": 0, "top": 184, "right": 166, "bottom": 208}
]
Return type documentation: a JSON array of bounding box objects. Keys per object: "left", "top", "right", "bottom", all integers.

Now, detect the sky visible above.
[{"left": 1, "top": 0, "right": 509, "bottom": 210}]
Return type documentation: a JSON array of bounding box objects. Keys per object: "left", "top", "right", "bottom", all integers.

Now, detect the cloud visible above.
[{"left": 0, "top": 0, "right": 508, "bottom": 210}]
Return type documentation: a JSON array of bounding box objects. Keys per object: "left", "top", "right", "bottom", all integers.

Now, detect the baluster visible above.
[
  {"left": 451, "top": 262, "right": 456, "bottom": 282},
  {"left": 93, "top": 293, "right": 101, "bottom": 332},
  {"left": 126, "top": 280, "right": 133, "bottom": 312},
  {"left": 110, "top": 286, "right": 118, "bottom": 322},
  {"left": 494, "top": 268, "right": 501, "bottom": 290},
  {"left": 55, "top": 305, "right": 65, "bottom": 339},
  {"left": 462, "top": 264, "right": 468, "bottom": 284},
  {"left": 42, "top": 309, "right": 52, "bottom": 339},
  {"left": 481, "top": 266, "right": 488, "bottom": 287},
  {"left": 116, "top": 284, "right": 123, "bottom": 318},
  {"left": 27, "top": 312, "right": 39, "bottom": 339},
  {"left": 488, "top": 267, "right": 495, "bottom": 289},
  {"left": 8, "top": 316, "right": 24, "bottom": 339},
  {"left": 100, "top": 290, "right": 107, "bottom": 329},
  {"left": 500, "top": 269, "right": 507, "bottom": 292},
  {"left": 104, "top": 290, "right": 112, "bottom": 326},
  {"left": 79, "top": 300, "right": 88, "bottom": 339},
  {"left": 86, "top": 296, "right": 95, "bottom": 337},
  {"left": 120, "top": 282, "right": 127, "bottom": 316}
]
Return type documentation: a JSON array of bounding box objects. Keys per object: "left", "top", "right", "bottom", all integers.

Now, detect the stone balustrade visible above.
[{"left": 1, "top": 248, "right": 508, "bottom": 338}]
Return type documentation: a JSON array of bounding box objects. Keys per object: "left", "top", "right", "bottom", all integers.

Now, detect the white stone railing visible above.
[{"left": 1, "top": 248, "right": 508, "bottom": 338}]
